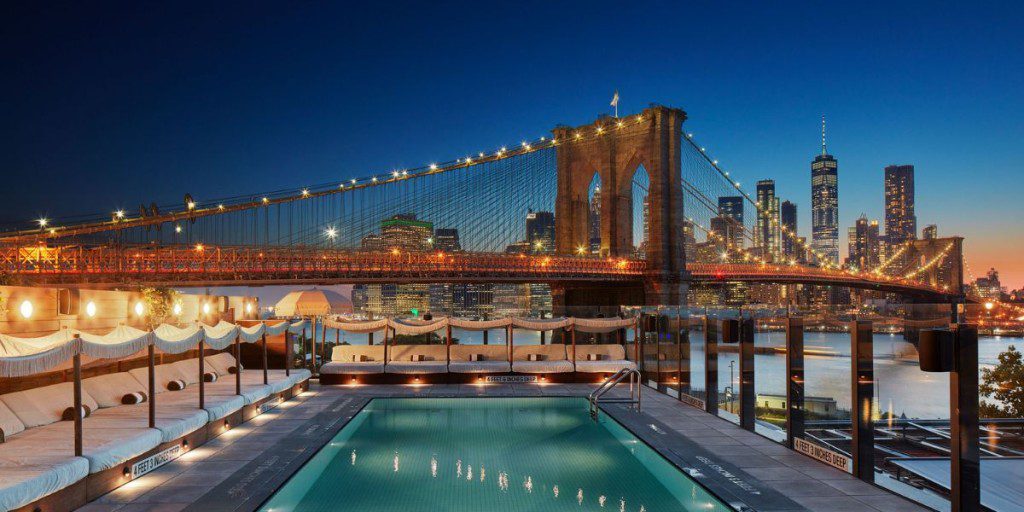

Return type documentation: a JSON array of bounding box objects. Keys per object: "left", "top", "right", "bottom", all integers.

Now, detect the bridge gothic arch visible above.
[{"left": 552, "top": 105, "right": 690, "bottom": 309}]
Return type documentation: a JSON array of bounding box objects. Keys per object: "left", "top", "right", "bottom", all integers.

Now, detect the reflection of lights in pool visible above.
[
  {"left": 430, "top": 455, "right": 437, "bottom": 477},
  {"left": 553, "top": 485, "right": 559, "bottom": 498},
  {"left": 456, "top": 459, "right": 462, "bottom": 478},
  {"left": 393, "top": 452, "right": 399, "bottom": 472},
  {"left": 351, "top": 450, "right": 357, "bottom": 466},
  {"left": 599, "top": 495, "right": 606, "bottom": 507},
  {"left": 577, "top": 488, "right": 584, "bottom": 505},
  {"left": 466, "top": 465, "right": 473, "bottom": 481},
  {"left": 523, "top": 475, "right": 533, "bottom": 493},
  {"left": 480, "top": 465, "right": 485, "bottom": 482}
]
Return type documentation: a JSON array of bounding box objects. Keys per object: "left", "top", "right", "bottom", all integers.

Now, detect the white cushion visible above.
[
  {"left": 320, "top": 362, "right": 384, "bottom": 374},
  {"left": 287, "top": 369, "right": 312, "bottom": 385},
  {"left": 153, "top": 385, "right": 244, "bottom": 422},
  {"left": 511, "top": 360, "right": 575, "bottom": 373},
  {"left": 448, "top": 361, "right": 511, "bottom": 373},
  {"left": 0, "top": 400, "right": 26, "bottom": 439},
  {"left": 0, "top": 458, "right": 88, "bottom": 511},
  {"left": 331, "top": 345, "right": 385, "bottom": 362},
  {"left": 204, "top": 380, "right": 273, "bottom": 405},
  {"left": 449, "top": 345, "right": 508, "bottom": 362},
  {"left": 7, "top": 420, "right": 160, "bottom": 473},
  {"left": 82, "top": 372, "right": 148, "bottom": 409},
  {"left": 387, "top": 345, "right": 447, "bottom": 363},
  {"left": 88, "top": 402, "right": 207, "bottom": 444},
  {"left": 128, "top": 364, "right": 191, "bottom": 395},
  {"left": 573, "top": 344, "right": 628, "bottom": 362},
  {"left": 205, "top": 352, "right": 240, "bottom": 376},
  {"left": 0, "top": 382, "right": 100, "bottom": 428},
  {"left": 384, "top": 362, "right": 448, "bottom": 374},
  {"left": 574, "top": 360, "right": 637, "bottom": 373},
  {"left": 171, "top": 358, "right": 205, "bottom": 385}
]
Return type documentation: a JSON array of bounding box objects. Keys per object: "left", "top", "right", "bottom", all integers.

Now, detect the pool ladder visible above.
[{"left": 588, "top": 368, "right": 641, "bottom": 419}]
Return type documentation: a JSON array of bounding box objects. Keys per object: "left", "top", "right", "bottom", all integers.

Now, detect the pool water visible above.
[{"left": 261, "top": 397, "right": 729, "bottom": 511}]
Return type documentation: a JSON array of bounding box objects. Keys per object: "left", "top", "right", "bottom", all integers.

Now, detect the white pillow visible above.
[
  {"left": 206, "top": 352, "right": 241, "bottom": 375},
  {"left": 0, "top": 382, "right": 99, "bottom": 428},
  {"left": 129, "top": 364, "right": 191, "bottom": 395},
  {"left": 0, "top": 399, "right": 26, "bottom": 440},
  {"left": 170, "top": 359, "right": 203, "bottom": 385},
  {"left": 83, "top": 372, "right": 147, "bottom": 408}
]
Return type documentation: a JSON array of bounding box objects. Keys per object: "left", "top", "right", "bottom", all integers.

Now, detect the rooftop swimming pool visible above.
[{"left": 260, "top": 397, "right": 730, "bottom": 511}]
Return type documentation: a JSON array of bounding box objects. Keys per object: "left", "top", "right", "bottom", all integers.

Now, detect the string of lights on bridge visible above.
[{"left": 16, "top": 111, "right": 952, "bottom": 295}]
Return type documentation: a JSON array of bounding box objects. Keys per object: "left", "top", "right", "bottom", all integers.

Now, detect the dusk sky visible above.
[{"left": 3, "top": 2, "right": 1022, "bottom": 287}]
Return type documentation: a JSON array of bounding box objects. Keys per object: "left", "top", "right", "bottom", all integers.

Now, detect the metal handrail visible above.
[{"left": 588, "top": 367, "right": 641, "bottom": 419}]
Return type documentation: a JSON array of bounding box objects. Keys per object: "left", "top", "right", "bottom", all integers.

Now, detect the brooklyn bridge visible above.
[{"left": 0, "top": 105, "right": 964, "bottom": 308}]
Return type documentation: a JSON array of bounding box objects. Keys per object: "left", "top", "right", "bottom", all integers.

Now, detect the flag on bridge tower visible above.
[{"left": 610, "top": 91, "right": 619, "bottom": 117}]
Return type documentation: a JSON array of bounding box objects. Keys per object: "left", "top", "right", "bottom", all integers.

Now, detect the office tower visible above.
[
  {"left": 755, "top": 179, "right": 781, "bottom": 260},
  {"left": 718, "top": 196, "right": 745, "bottom": 249},
  {"left": 589, "top": 186, "right": 602, "bottom": 254},
  {"left": 780, "top": 200, "right": 797, "bottom": 259},
  {"left": 682, "top": 219, "right": 697, "bottom": 261},
  {"left": 525, "top": 210, "right": 555, "bottom": 253},
  {"left": 884, "top": 164, "right": 917, "bottom": 249},
  {"left": 846, "top": 214, "right": 881, "bottom": 272},
  {"left": 922, "top": 224, "right": 937, "bottom": 240},
  {"left": 811, "top": 117, "right": 839, "bottom": 265},
  {"left": 434, "top": 228, "right": 461, "bottom": 252}
]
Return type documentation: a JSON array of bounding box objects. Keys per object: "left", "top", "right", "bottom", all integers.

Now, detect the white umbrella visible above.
[{"left": 274, "top": 289, "right": 353, "bottom": 317}]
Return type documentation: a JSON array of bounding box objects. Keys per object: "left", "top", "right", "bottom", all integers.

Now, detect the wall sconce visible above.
[
  {"left": 134, "top": 301, "right": 145, "bottom": 317},
  {"left": 19, "top": 300, "right": 33, "bottom": 319},
  {"left": 85, "top": 301, "right": 97, "bottom": 318}
]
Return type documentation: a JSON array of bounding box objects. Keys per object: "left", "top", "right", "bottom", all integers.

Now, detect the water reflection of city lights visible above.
[
  {"left": 430, "top": 455, "right": 437, "bottom": 477},
  {"left": 577, "top": 488, "right": 584, "bottom": 505},
  {"left": 351, "top": 450, "right": 357, "bottom": 466}
]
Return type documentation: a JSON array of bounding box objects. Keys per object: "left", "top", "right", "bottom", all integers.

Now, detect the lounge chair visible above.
[
  {"left": 384, "top": 345, "right": 448, "bottom": 374},
  {"left": 448, "top": 345, "right": 511, "bottom": 373},
  {"left": 320, "top": 345, "right": 386, "bottom": 375},
  {"left": 572, "top": 344, "right": 637, "bottom": 373},
  {"left": 511, "top": 345, "right": 574, "bottom": 373}
]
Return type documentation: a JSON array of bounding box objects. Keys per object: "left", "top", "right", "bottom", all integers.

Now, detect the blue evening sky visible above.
[{"left": 2, "top": 1, "right": 1022, "bottom": 286}]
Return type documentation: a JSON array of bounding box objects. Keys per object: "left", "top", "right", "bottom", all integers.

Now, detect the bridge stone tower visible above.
[{"left": 552, "top": 105, "right": 690, "bottom": 314}]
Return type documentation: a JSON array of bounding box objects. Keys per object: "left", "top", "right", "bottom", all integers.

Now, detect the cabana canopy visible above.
[
  {"left": 0, "top": 319, "right": 308, "bottom": 377},
  {"left": 320, "top": 316, "right": 637, "bottom": 336},
  {"left": 274, "top": 289, "right": 353, "bottom": 316}
]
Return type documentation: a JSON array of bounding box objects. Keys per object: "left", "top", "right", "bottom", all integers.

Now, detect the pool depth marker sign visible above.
[
  {"left": 485, "top": 375, "right": 537, "bottom": 383},
  {"left": 130, "top": 445, "right": 182, "bottom": 479},
  {"left": 793, "top": 437, "right": 851, "bottom": 473}
]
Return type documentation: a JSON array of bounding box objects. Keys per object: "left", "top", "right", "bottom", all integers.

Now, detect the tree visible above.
[
  {"left": 140, "top": 287, "right": 181, "bottom": 329},
  {"left": 980, "top": 345, "right": 1024, "bottom": 418}
]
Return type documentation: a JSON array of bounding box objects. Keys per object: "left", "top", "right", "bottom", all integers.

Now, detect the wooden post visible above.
[
  {"left": 368, "top": 331, "right": 374, "bottom": 345},
  {"left": 507, "top": 325, "right": 513, "bottom": 364},
  {"left": 446, "top": 325, "right": 452, "bottom": 371},
  {"left": 785, "top": 317, "right": 805, "bottom": 449},
  {"left": 234, "top": 335, "right": 242, "bottom": 396},
  {"left": 703, "top": 317, "right": 718, "bottom": 414},
  {"left": 483, "top": 330, "right": 489, "bottom": 345},
  {"left": 262, "top": 332, "right": 269, "bottom": 385},
  {"left": 284, "top": 330, "right": 291, "bottom": 377},
  {"left": 199, "top": 339, "right": 206, "bottom": 409},
  {"left": 680, "top": 320, "right": 691, "bottom": 394},
  {"left": 633, "top": 325, "right": 639, "bottom": 364},
  {"left": 148, "top": 343, "right": 156, "bottom": 429},
  {"left": 540, "top": 330, "right": 546, "bottom": 345},
  {"left": 738, "top": 318, "right": 755, "bottom": 431},
  {"left": 950, "top": 324, "right": 980, "bottom": 512},
  {"left": 570, "top": 327, "right": 577, "bottom": 372},
  {"left": 320, "top": 316, "right": 327, "bottom": 371},
  {"left": 850, "top": 320, "right": 874, "bottom": 481},
  {"left": 72, "top": 344, "right": 83, "bottom": 457}
]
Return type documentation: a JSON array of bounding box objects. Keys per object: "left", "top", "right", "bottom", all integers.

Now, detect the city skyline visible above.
[{"left": 2, "top": 2, "right": 1021, "bottom": 286}]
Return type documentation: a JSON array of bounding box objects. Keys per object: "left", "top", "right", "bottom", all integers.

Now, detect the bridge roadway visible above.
[{"left": 1, "top": 244, "right": 955, "bottom": 299}]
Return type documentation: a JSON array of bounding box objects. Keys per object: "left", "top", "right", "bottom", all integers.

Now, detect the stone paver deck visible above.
[{"left": 74, "top": 383, "right": 929, "bottom": 512}]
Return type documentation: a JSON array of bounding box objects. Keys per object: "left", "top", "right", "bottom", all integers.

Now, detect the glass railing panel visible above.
[
  {"left": 747, "top": 305, "right": 789, "bottom": 443},
  {"left": 707, "top": 307, "right": 741, "bottom": 424}
]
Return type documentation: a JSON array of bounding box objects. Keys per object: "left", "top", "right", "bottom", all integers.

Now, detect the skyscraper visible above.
[
  {"left": 811, "top": 117, "right": 839, "bottom": 265},
  {"left": 717, "top": 196, "right": 745, "bottom": 249},
  {"left": 846, "top": 214, "right": 881, "bottom": 272},
  {"left": 434, "top": 228, "right": 461, "bottom": 251},
  {"left": 755, "top": 180, "right": 781, "bottom": 260},
  {"left": 922, "top": 224, "right": 937, "bottom": 240},
  {"left": 780, "top": 200, "right": 797, "bottom": 259},
  {"left": 884, "top": 164, "right": 917, "bottom": 249},
  {"left": 525, "top": 210, "right": 555, "bottom": 253},
  {"left": 588, "top": 186, "right": 601, "bottom": 254}
]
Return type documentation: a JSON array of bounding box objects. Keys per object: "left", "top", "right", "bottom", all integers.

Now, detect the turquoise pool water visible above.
[{"left": 260, "top": 397, "right": 730, "bottom": 511}]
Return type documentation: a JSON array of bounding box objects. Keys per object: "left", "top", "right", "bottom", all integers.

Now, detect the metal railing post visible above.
[
  {"left": 850, "top": 320, "right": 875, "bottom": 481},
  {"left": 951, "top": 324, "right": 980, "bottom": 512},
  {"left": 703, "top": 316, "right": 718, "bottom": 414},
  {"left": 739, "top": 317, "right": 755, "bottom": 431},
  {"left": 785, "top": 316, "right": 805, "bottom": 449}
]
